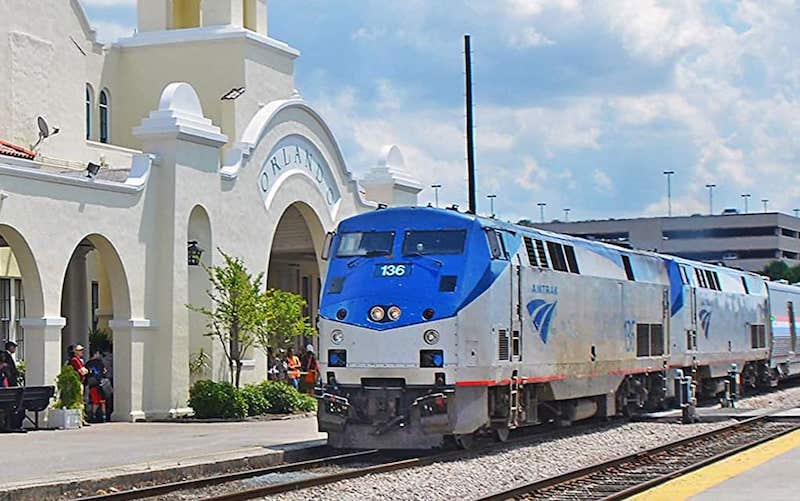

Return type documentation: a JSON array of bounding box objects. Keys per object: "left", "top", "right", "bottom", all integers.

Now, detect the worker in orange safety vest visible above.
[{"left": 287, "top": 347, "right": 301, "bottom": 389}]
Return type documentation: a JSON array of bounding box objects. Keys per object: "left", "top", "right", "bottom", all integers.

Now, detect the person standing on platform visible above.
[
  {"left": 286, "top": 347, "right": 301, "bottom": 390},
  {"left": 0, "top": 341, "right": 25, "bottom": 431},
  {"left": 0, "top": 341, "right": 19, "bottom": 387},
  {"left": 301, "top": 344, "right": 320, "bottom": 394},
  {"left": 69, "top": 344, "right": 89, "bottom": 383},
  {"left": 269, "top": 348, "right": 288, "bottom": 381},
  {"left": 85, "top": 350, "right": 107, "bottom": 422}
]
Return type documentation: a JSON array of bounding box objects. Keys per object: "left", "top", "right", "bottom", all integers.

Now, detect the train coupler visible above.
[
  {"left": 317, "top": 392, "right": 350, "bottom": 431},
  {"left": 412, "top": 392, "right": 451, "bottom": 431}
]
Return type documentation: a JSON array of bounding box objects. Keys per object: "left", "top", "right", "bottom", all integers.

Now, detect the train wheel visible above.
[
  {"left": 455, "top": 433, "right": 475, "bottom": 449},
  {"left": 494, "top": 427, "right": 510, "bottom": 443}
]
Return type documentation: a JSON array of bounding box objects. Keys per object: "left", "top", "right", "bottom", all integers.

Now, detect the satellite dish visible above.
[
  {"left": 37, "top": 116, "right": 50, "bottom": 139},
  {"left": 31, "top": 116, "right": 59, "bottom": 151}
]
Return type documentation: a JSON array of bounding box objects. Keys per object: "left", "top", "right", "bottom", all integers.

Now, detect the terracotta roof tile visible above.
[{"left": 0, "top": 139, "right": 35, "bottom": 160}]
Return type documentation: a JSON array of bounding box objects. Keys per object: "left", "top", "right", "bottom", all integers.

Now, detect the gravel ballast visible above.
[
  {"left": 267, "top": 420, "right": 733, "bottom": 501},
  {"left": 156, "top": 385, "right": 800, "bottom": 500},
  {"left": 734, "top": 383, "right": 800, "bottom": 409}
]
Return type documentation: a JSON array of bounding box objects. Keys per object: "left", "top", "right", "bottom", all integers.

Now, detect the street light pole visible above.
[
  {"left": 741, "top": 193, "right": 751, "bottom": 213},
  {"left": 563, "top": 208, "right": 571, "bottom": 222},
  {"left": 705, "top": 184, "right": 716, "bottom": 215},
  {"left": 487, "top": 194, "right": 497, "bottom": 218},
  {"left": 431, "top": 184, "right": 442, "bottom": 208},
  {"left": 663, "top": 171, "right": 675, "bottom": 216},
  {"left": 537, "top": 202, "right": 547, "bottom": 223},
  {"left": 762, "top": 199, "right": 769, "bottom": 213}
]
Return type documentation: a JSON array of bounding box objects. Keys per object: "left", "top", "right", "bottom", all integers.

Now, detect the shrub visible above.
[
  {"left": 296, "top": 392, "right": 317, "bottom": 412},
  {"left": 241, "top": 384, "right": 270, "bottom": 417},
  {"left": 257, "top": 381, "right": 307, "bottom": 414},
  {"left": 188, "top": 380, "right": 247, "bottom": 419},
  {"left": 54, "top": 365, "right": 83, "bottom": 410}
]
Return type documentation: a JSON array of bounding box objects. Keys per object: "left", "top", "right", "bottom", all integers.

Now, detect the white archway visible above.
[
  {"left": 265, "top": 199, "right": 327, "bottom": 362},
  {"left": 59, "top": 233, "right": 132, "bottom": 420},
  {"left": 0, "top": 224, "right": 46, "bottom": 384},
  {"left": 187, "top": 204, "right": 214, "bottom": 383}
]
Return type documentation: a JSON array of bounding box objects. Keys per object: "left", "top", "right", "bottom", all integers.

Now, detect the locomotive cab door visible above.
[{"left": 510, "top": 252, "right": 523, "bottom": 362}]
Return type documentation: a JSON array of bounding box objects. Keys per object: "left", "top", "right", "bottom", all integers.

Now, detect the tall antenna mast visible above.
[{"left": 464, "top": 34, "right": 477, "bottom": 214}]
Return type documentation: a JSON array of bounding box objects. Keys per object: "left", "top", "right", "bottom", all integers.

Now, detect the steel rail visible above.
[
  {"left": 475, "top": 411, "right": 800, "bottom": 501},
  {"left": 78, "top": 447, "right": 381, "bottom": 501},
  {"left": 195, "top": 419, "right": 621, "bottom": 501},
  {"left": 601, "top": 421, "right": 799, "bottom": 500}
]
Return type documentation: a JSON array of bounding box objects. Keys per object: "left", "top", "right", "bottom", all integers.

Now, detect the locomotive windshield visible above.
[
  {"left": 336, "top": 231, "right": 395, "bottom": 257},
  {"left": 402, "top": 230, "right": 467, "bottom": 255}
]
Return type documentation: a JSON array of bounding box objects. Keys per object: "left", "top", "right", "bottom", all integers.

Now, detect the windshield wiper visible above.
[
  {"left": 346, "top": 249, "right": 391, "bottom": 268},
  {"left": 406, "top": 252, "right": 443, "bottom": 267}
]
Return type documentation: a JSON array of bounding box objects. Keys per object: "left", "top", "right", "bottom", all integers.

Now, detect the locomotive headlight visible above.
[
  {"left": 387, "top": 305, "right": 402, "bottom": 321},
  {"left": 369, "top": 305, "right": 385, "bottom": 322},
  {"left": 423, "top": 329, "right": 440, "bottom": 345},
  {"left": 330, "top": 329, "right": 344, "bottom": 345}
]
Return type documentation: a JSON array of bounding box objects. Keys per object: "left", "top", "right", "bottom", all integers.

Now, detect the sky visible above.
[{"left": 80, "top": 0, "right": 800, "bottom": 223}]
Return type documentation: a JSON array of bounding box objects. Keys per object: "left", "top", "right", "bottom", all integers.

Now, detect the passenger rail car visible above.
[{"left": 315, "top": 206, "right": 800, "bottom": 449}]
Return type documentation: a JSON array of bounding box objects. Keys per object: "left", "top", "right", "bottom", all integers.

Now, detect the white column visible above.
[
  {"left": 62, "top": 247, "right": 92, "bottom": 351},
  {"left": 19, "top": 317, "right": 65, "bottom": 386},
  {"left": 109, "top": 319, "right": 152, "bottom": 422}
]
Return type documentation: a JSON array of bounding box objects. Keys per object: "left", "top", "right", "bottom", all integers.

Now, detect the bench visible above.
[{"left": 0, "top": 385, "right": 55, "bottom": 431}]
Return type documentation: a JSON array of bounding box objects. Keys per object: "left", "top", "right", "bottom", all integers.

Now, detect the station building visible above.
[
  {"left": 534, "top": 212, "right": 800, "bottom": 273},
  {"left": 0, "top": 0, "right": 421, "bottom": 421}
]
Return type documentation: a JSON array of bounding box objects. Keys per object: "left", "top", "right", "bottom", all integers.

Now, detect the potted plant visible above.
[{"left": 48, "top": 365, "right": 84, "bottom": 429}]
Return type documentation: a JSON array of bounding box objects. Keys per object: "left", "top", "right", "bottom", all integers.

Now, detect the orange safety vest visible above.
[
  {"left": 304, "top": 355, "right": 319, "bottom": 383},
  {"left": 288, "top": 356, "right": 301, "bottom": 379}
]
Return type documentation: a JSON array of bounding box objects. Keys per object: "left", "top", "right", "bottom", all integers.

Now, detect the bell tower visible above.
[{"left": 137, "top": 0, "right": 268, "bottom": 35}]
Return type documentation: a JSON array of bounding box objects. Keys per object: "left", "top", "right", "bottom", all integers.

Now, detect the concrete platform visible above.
[
  {"left": 630, "top": 419, "right": 800, "bottom": 501},
  {"left": 689, "top": 444, "right": 800, "bottom": 500},
  {"left": 0, "top": 416, "right": 325, "bottom": 500},
  {"left": 641, "top": 405, "right": 792, "bottom": 421}
]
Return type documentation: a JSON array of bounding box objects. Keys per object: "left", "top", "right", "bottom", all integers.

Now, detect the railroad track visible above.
[
  {"left": 78, "top": 447, "right": 383, "bottom": 501},
  {"left": 476, "top": 413, "right": 800, "bottom": 501},
  {"left": 83, "top": 418, "right": 611, "bottom": 501},
  {"left": 191, "top": 416, "right": 647, "bottom": 501}
]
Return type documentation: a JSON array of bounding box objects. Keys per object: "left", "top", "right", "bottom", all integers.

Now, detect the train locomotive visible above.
[{"left": 315, "top": 206, "right": 800, "bottom": 449}]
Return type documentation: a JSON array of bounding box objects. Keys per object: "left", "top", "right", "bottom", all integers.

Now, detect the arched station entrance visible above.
[
  {"left": 59, "top": 235, "right": 131, "bottom": 420},
  {"left": 0, "top": 224, "right": 45, "bottom": 383},
  {"left": 266, "top": 202, "right": 325, "bottom": 350}
]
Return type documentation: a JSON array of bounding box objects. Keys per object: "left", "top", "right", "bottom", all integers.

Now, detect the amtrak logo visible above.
[
  {"left": 699, "top": 307, "right": 712, "bottom": 338},
  {"left": 527, "top": 299, "right": 558, "bottom": 343}
]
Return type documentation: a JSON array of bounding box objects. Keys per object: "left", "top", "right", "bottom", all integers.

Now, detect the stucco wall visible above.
[
  {"left": 0, "top": 1, "right": 418, "bottom": 420},
  {"left": 0, "top": 0, "right": 106, "bottom": 161}
]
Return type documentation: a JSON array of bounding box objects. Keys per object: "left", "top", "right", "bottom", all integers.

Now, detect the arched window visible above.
[
  {"left": 99, "top": 88, "right": 109, "bottom": 144},
  {"left": 85, "top": 84, "right": 94, "bottom": 140}
]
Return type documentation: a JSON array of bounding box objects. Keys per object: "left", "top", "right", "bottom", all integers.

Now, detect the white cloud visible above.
[
  {"left": 91, "top": 20, "right": 134, "bottom": 43},
  {"left": 592, "top": 168, "right": 613, "bottom": 193},
  {"left": 498, "top": 0, "right": 580, "bottom": 18},
  {"left": 351, "top": 26, "right": 386, "bottom": 42},
  {"left": 509, "top": 27, "right": 554, "bottom": 49},
  {"left": 296, "top": 0, "right": 800, "bottom": 219}
]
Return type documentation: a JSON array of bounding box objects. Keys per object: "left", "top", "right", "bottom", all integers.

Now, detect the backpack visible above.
[{"left": 87, "top": 365, "right": 101, "bottom": 387}]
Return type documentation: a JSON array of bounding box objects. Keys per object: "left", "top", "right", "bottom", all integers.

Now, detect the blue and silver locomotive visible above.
[{"left": 316, "top": 206, "right": 800, "bottom": 449}]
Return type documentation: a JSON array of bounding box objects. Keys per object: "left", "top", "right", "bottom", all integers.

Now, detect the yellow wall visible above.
[
  {"left": 172, "top": 0, "right": 201, "bottom": 29},
  {"left": 243, "top": 0, "right": 255, "bottom": 31},
  {"left": 0, "top": 247, "right": 21, "bottom": 278}
]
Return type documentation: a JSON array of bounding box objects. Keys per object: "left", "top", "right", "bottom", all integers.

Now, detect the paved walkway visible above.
[
  {"left": 1, "top": 416, "right": 325, "bottom": 492},
  {"left": 688, "top": 434, "right": 800, "bottom": 501},
  {"left": 630, "top": 424, "right": 800, "bottom": 501}
]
